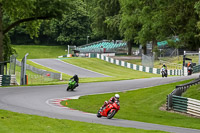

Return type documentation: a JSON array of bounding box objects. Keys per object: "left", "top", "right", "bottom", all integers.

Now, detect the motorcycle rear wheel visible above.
[{"left": 107, "top": 110, "right": 116, "bottom": 119}]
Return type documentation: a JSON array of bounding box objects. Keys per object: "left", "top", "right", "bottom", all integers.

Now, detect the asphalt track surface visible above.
[
  {"left": 1, "top": 74, "right": 200, "bottom": 133},
  {"left": 29, "top": 59, "right": 109, "bottom": 77}
]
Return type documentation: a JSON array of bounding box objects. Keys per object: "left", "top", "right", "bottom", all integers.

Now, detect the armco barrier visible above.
[
  {"left": 172, "top": 95, "right": 200, "bottom": 117},
  {"left": 193, "top": 65, "right": 200, "bottom": 74},
  {"left": 166, "top": 77, "right": 200, "bottom": 117},
  {"left": 96, "top": 53, "right": 182, "bottom": 75}
]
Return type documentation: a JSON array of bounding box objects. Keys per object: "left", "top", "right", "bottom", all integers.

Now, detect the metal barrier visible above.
[
  {"left": 16, "top": 60, "right": 62, "bottom": 80},
  {"left": 193, "top": 65, "right": 200, "bottom": 73},
  {"left": 97, "top": 54, "right": 182, "bottom": 75},
  {"left": 172, "top": 95, "right": 200, "bottom": 117},
  {"left": 166, "top": 76, "right": 200, "bottom": 117}
]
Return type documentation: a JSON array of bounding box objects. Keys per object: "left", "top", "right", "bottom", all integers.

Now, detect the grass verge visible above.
[
  {"left": 15, "top": 65, "right": 60, "bottom": 85},
  {"left": 15, "top": 57, "right": 159, "bottom": 85},
  {"left": 12, "top": 45, "right": 67, "bottom": 59},
  {"left": 61, "top": 79, "right": 200, "bottom": 129},
  {"left": 61, "top": 58, "right": 159, "bottom": 83},
  {"left": 182, "top": 84, "right": 200, "bottom": 100},
  {"left": 15, "top": 57, "right": 160, "bottom": 85},
  {"left": 0, "top": 109, "right": 166, "bottom": 133},
  {"left": 14, "top": 59, "right": 71, "bottom": 85},
  {"left": 26, "top": 60, "right": 71, "bottom": 80}
]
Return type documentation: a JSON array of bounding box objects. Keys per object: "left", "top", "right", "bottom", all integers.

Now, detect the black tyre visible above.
[
  {"left": 162, "top": 73, "right": 164, "bottom": 77},
  {"left": 97, "top": 109, "right": 102, "bottom": 118},
  {"left": 107, "top": 110, "right": 116, "bottom": 119},
  {"left": 188, "top": 70, "right": 192, "bottom": 75}
]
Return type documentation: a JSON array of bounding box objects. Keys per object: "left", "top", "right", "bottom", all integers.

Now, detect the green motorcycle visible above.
[{"left": 66, "top": 79, "right": 77, "bottom": 91}]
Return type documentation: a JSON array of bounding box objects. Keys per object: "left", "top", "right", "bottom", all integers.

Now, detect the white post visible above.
[
  {"left": 20, "top": 53, "right": 28, "bottom": 85},
  {"left": 183, "top": 51, "right": 186, "bottom": 76},
  {"left": 68, "top": 45, "right": 69, "bottom": 55},
  {"left": 87, "top": 36, "right": 89, "bottom": 44},
  {"left": 24, "top": 53, "right": 29, "bottom": 77},
  {"left": 184, "top": 66, "right": 188, "bottom": 76},
  {"left": 199, "top": 48, "right": 200, "bottom": 65}
]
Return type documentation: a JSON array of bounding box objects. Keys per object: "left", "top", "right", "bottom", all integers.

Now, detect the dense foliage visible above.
[
  {"left": 1, "top": 0, "right": 200, "bottom": 60},
  {"left": 0, "top": 0, "right": 71, "bottom": 61}
]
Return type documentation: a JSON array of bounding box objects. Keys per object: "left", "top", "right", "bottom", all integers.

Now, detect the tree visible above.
[
  {"left": 3, "top": 34, "right": 16, "bottom": 61},
  {"left": 41, "top": 0, "right": 90, "bottom": 46},
  {"left": 119, "top": 0, "right": 200, "bottom": 55},
  {"left": 0, "top": 0, "right": 71, "bottom": 61},
  {"left": 119, "top": 0, "right": 141, "bottom": 55},
  {"left": 91, "top": 0, "right": 121, "bottom": 40},
  {"left": 194, "top": 1, "right": 200, "bottom": 49},
  {"left": 164, "top": 0, "right": 200, "bottom": 51}
]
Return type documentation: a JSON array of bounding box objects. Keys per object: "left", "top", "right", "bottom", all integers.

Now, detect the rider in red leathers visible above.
[{"left": 100, "top": 94, "right": 120, "bottom": 110}]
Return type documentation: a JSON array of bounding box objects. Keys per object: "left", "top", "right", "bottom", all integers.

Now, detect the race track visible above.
[
  {"left": 0, "top": 74, "right": 200, "bottom": 133},
  {"left": 30, "top": 59, "right": 109, "bottom": 77}
]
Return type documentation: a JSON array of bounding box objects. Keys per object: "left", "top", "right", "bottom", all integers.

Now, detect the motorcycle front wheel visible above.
[
  {"left": 97, "top": 109, "right": 102, "bottom": 118},
  {"left": 66, "top": 86, "right": 70, "bottom": 91},
  {"left": 107, "top": 110, "right": 116, "bottom": 119}
]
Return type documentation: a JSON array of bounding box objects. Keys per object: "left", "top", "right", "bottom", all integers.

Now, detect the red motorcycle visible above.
[
  {"left": 97, "top": 101, "right": 120, "bottom": 119},
  {"left": 188, "top": 66, "right": 193, "bottom": 75}
]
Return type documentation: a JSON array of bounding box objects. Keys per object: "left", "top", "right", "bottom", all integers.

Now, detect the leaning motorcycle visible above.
[
  {"left": 161, "top": 68, "right": 167, "bottom": 77},
  {"left": 188, "top": 67, "right": 193, "bottom": 75},
  {"left": 66, "top": 79, "right": 77, "bottom": 91},
  {"left": 97, "top": 101, "right": 120, "bottom": 119}
]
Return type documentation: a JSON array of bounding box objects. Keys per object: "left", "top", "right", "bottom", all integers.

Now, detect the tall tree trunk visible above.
[
  {"left": 127, "top": 40, "right": 133, "bottom": 55},
  {"left": 152, "top": 38, "right": 157, "bottom": 51},
  {"left": 0, "top": 4, "right": 3, "bottom": 62},
  {"left": 143, "top": 44, "right": 147, "bottom": 55},
  {"left": 152, "top": 38, "right": 158, "bottom": 59}
]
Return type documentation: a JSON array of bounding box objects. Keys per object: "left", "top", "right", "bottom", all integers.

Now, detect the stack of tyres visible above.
[{"left": 2, "top": 75, "right": 11, "bottom": 86}]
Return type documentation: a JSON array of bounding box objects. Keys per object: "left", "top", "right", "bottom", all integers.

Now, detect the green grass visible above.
[
  {"left": 12, "top": 45, "right": 67, "bottom": 59},
  {"left": 182, "top": 84, "right": 200, "bottom": 100},
  {"left": 15, "top": 65, "right": 60, "bottom": 85},
  {"left": 61, "top": 58, "right": 159, "bottom": 83},
  {"left": 61, "top": 79, "right": 200, "bottom": 129},
  {"left": 26, "top": 60, "right": 71, "bottom": 80},
  {"left": 0, "top": 109, "right": 166, "bottom": 133},
  {"left": 14, "top": 57, "right": 159, "bottom": 85},
  {"left": 13, "top": 59, "right": 70, "bottom": 85}
]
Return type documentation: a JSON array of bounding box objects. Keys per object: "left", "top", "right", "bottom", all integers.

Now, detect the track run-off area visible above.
[
  {"left": 0, "top": 58, "right": 200, "bottom": 133},
  {"left": 1, "top": 72, "right": 200, "bottom": 133},
  {"left": 30, "top": 59, "right": 109, "bottom": 78}
]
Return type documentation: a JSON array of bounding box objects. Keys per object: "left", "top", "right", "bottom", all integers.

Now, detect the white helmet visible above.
[{"left": 115, "top": 94, "right": 120, "bottom": 99}]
